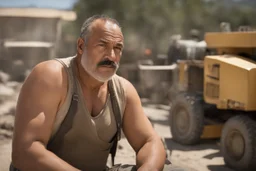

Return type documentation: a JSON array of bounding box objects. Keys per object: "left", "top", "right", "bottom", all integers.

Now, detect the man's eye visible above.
[
  {"left": 115, "top": 47, "right": 122, "bottom": 51},
  {"left": 98, "top": 43, "right": 106, "bottom": 47}
]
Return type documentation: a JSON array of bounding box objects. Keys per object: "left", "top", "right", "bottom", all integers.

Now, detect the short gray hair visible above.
[{"left": 80, "top": 14, "right": 121, "bottom": 41}]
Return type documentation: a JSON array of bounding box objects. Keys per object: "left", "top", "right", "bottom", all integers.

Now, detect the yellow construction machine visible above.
[{"left": 169, "top": 27, "right": 256, "bottom": 171}]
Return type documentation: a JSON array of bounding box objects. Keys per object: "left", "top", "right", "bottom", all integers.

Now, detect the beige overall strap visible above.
[
  {"left": 47, "top": 59, "right": 78, "bottom": 153},
  {"left": 108, "top": 79, "right": 122, "bottom": 166}
]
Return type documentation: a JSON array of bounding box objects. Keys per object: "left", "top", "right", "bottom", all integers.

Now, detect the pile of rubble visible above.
[{"left": 0, "top": 71, "right": 22, "bottom": 140}]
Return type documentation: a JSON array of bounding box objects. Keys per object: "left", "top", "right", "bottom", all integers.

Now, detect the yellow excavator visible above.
[{"left": 169, "top": 26, "right": 256, "bottom": 171}]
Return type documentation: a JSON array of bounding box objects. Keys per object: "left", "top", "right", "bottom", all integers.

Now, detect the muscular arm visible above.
[
  {"left": 12, "top": 61, "right": 80, "bottom": 171},
  {"left": 122, "top": 79, "right": 166, "bottom": 171}
]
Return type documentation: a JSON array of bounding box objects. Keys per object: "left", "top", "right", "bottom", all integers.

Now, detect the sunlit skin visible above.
[{"left": 11, "top": 18, "right": 166, "bottom": 171}]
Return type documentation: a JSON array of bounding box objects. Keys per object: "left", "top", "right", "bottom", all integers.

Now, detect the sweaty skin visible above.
[{"left": 12, "top": 19, "right": 166, "bottom": 171}]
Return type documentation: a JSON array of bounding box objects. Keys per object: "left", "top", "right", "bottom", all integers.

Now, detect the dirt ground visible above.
[{"left": 0, "top": 83, "right": 234, "bottom": 171}]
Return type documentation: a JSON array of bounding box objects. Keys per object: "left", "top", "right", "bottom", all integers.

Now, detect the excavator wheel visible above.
[
  {"left": 221, "top": 115, "right": 256, "bottom": 171},
  {"left": 169, "top": 94, "right": 204, "bottom": 145}
]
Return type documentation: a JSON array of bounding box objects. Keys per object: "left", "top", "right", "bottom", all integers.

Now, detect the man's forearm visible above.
[
  {"left": 136, "top": 137, "right": 166, "bottom": 171},
  {"left": 12, "top": 141, "right": 80, "bottom": 171}
]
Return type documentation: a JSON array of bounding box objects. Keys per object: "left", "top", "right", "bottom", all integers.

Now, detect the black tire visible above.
[
  {"left": 221, "top": 115, "right": 256, "bottom": 171},
  {"left": 169, "top": 94, "right": 204, "bottom": 145}
]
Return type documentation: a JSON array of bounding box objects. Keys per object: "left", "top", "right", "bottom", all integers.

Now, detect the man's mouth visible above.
[{"left": 98, "top": 59, "right": 118, "bottom": 68}]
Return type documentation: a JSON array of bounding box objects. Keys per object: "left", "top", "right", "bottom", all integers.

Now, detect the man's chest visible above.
[{"left": 81, "top": 88, "right": 109, "bottom": 117}]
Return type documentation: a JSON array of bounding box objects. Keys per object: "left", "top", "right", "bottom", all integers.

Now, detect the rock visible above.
[
  {"left": 11, "top": 60, "right": 27, "bottom": 82},
  {"left": 0, "top": 101, "right": 16, "bottom": 117},
  {"left": 0, "top": 113, "right": 15, "bottom": 140},
  {"left": 118, "top": 144, "right": 124, "bottom": 150},
  {"left": 0, "top": 129, "right": 12, "bottom": 139},
  {"left": 0, "top": 115, "right": 14, "bottom": 131},
  {"left": 0, "top": 84, "right": 15, "bottom": 96},
  {"left": 0, "top": 84, "right": 15, "bottom": 104},
  {"left": 0, "top": 71, "right": 10, "bottom": 84}
]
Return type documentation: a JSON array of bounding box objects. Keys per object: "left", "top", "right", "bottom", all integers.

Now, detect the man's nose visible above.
[{"left": 107, "top": 48, "right": 116, "bottom": 60}]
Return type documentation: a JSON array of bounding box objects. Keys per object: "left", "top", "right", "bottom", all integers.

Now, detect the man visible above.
[{"left": 11, "top": 15, "right": 166, "bottom": 171}]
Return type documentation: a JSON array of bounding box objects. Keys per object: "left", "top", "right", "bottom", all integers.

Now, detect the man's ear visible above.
[{"left": 77, "top": 38, "right": 85, "bottom": 55}]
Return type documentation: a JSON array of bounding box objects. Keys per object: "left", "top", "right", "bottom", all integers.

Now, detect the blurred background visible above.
[
  {"left": 1, "top": 0, "right": 256, "bottom": 83},
  {"left": 0, "top": 0, "right": 256, "bottom": 171},
  {"left": 1, "top": 0, "right": 256, "bottom": 97}
]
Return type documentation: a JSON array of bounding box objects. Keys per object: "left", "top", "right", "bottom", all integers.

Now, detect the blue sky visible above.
[{"left": 0, "top": 0, "right": 78, "bottom": 10}]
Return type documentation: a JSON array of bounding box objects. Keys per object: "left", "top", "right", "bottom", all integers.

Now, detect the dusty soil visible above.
[
  {"left": 0, "top": 82, "right": 234, "bottom": 171},
  {"left": 0, "top": 80, "right": 20, "bottom": 171}
]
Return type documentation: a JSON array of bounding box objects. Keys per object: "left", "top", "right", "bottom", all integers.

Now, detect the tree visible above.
[{"left": 72, "top": 0, "right": 256, "bottom": 61}]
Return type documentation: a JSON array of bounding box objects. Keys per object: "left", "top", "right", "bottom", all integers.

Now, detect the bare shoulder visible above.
[
  {"left": 114, "top": 75, "right": 135, "bottom": 91},
  {"left": 20, "top": 59, "right": 68, "bottom": 109},
  {"left": 26, "top": 60, "right": 66, "bottom": 88},
  {"left": 114, "top": 75, "right": 140, "bottom": 103}
]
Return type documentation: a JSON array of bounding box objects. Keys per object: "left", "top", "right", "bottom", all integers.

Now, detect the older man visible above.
[{"left": 11, "top": 15, "right": 167, "bottom": 171}]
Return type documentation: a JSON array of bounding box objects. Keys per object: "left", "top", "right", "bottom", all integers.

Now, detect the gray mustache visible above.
[{"left": 98, "top": 59, "right": 118, "bottom": 68}]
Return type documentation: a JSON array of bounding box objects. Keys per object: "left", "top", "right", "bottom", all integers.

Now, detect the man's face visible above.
[{"left": 79, "top": 20, "right": 124, "bottom": 82}]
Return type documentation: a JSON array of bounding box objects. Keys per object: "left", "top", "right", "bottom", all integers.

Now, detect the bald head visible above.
[{"left": 80, "top": 15, "right": 121, "bottom": 43}]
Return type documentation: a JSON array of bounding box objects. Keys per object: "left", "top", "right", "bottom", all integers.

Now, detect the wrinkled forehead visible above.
[{"left": 89, "top": 19, "right": 124, "bottom": 42}]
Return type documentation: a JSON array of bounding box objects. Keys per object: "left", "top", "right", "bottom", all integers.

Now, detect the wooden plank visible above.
[
  {"left": 138, "top": 64, "right": 177, "bottom": 70},
  {"left": 0, "top": 8, "right": 76, "bottom": 21}
]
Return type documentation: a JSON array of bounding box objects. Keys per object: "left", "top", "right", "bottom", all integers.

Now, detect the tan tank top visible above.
[{"left": 50, "top": 56, "right": 126, "bottom": 171}]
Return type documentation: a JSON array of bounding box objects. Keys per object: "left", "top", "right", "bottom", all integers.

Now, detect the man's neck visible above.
[{"left": 74, "top": 56, "right": 106, "bottom": 91}]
